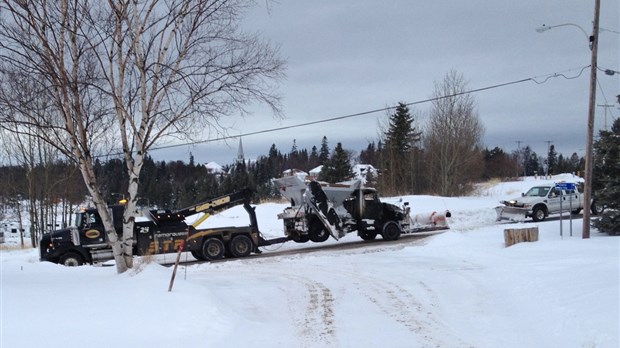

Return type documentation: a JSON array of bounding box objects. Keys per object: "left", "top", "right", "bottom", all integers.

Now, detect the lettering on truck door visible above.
[{"left": 547, "top": 187, "right": 562, "bottom": 213}]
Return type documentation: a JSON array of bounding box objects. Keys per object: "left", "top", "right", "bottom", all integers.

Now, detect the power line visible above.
[{"left": 100, "top": 65, "right": 590, "bottom": 158}]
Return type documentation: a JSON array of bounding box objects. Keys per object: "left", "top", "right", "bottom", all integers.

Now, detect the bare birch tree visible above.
[
  {"left": 424, "top": 70, "right": 484, "bottom": 196},
  {"left": 0, "top": 0, "right": 284, "bottom": 273}
]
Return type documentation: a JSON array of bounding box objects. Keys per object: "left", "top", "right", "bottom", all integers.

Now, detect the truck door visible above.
[
  {"left": 80, "top": 211, "right": 107, "bottom": 246},
  {"left": 546, "top": 187, "right": 562, "bottom": 214}
]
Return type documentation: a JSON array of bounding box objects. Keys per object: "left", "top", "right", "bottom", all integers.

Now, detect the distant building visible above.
[
  {"left": 236, "top": 137, "right": 245, "bottom": 164},
  {"left": 205, "top": 161, "right": 225, "bottom": 174},
  {"left": 282, "top": 169, "right": 308, "bottom": 181}
]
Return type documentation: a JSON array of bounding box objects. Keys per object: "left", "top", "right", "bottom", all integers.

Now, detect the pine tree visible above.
[
  {"left": 547, "top": 145, "right": 557, "bottom": 175},
  {"left": 380, "top": 102, "right": 421, "bottom": 194},
  {"left": 319, "top": 142, "right": 354, "bottom": 183},
  {"left": 319, "top": 136, "right": 330, "bottom": 164},
  {"left": 592, "top": 118, "right": 620, "bottom": 235}
]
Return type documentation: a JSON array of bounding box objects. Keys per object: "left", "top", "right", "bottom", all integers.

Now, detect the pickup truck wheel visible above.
[
  {"left": 228, "top": 235, "right": 253, "bottom": 258},
  {"left": 382, "top": 221, "right": 401, "bottom": 241},
  {"left": 532, "top": 207, "right": 546, "bottom": 222},
  {"left": 201, "top": 238, "right": 225, "bottom": 260},
  {"left": 591, "top": 201, "right": 604, "bottom": 215},
  {"left": 59, "top": 252, "right": 84, "bottom": 267},
  {"left": 571, "top": 208, "right": 582, "bottom": 215}
]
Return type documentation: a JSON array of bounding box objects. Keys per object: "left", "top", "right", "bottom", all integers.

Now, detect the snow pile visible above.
[{"left": 2, "top": 176, "right": 618, "bottom": 348}]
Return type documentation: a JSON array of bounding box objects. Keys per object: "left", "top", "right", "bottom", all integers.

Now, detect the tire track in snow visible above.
[
  {"left": 280, "top": 273, "right": 337, "bottom": 347},
  {"left": 336, "top": 269, "right": 469, "bottom": 348}
]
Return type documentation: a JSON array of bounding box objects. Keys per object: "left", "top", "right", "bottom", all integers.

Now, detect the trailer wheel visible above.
[
  {"left": 201, "top": 238, "right": 225, "bottom": 260},
  {"left": 59, "top": 252, "right": 84, "bottom": 267},
  {"left": 532, "top": 206, "right": 546, "bottom": 222},
  {"left": 382, "top": 221, "right": 401, "bottom": 241},
  {"left": 228, "top": 235, "right": 253, "bottom": 258}
]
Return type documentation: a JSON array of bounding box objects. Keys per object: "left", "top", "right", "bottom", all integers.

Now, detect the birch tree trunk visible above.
[{"left": 1, "top": 0, "right": 283, "bottom": 273}]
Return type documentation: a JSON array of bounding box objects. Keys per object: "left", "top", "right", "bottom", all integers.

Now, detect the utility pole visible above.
[
  {"left": 583, "top": 0, "right": 601, "bottom": 239},
  {"left": 516, "top": 140, "right": 523, "bottom": 177},
  {"left": 597, "top": 104, "right": 614, "bottom": 130}
]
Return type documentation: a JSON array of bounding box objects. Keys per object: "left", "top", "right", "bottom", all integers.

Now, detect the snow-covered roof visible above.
[
  {"left": 309, "top": 165, "right": 323, "bottom": 175},
  {"left": 204, "top": 161, "right": 225, "bottom": 174},
  {"left": 352, "top": 164, "right": 377, "bottom": 184}
]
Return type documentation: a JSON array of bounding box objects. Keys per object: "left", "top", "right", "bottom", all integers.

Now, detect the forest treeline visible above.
[
  {"left": 0, "top": 103, "right": 596, "bottom": 244},
  {"left": 0, "top": 137, "right": 586, "bottom": 210}
]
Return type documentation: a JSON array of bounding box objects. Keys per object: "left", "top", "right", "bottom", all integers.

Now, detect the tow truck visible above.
[{"left": 40, "top": 189, "right": 288, "bottom": 266}]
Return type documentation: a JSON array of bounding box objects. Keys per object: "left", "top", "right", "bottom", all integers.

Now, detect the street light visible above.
[
  {"left": 536, "top": 0, "right": 601, "bottom": 239},
  {"left": 536, "top": 23, "right": 589, "bottom": 41}
]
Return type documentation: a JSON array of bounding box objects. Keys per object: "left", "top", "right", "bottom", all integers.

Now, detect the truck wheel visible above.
[
  {"left": 201, "top": 238, "right": 225, "bottom": 260},
  {"left": 358, "top": 229, "right": 377, "bottom": 241},
  {"left": 571, "top": 208, "right": 582, "bottom": 215},
  {"left": 191, "top": 250, "right": 205, "bottom": 261},
  {"left": 228, "top": 235, "right": 253, "bottom": 258},
  {"left": 591, "top": 201, "right": 604, "bottom": 215},
  {"left": 382, "top": 221, "right": 401, "bottom": 241},
  {"left": 309, "top": 218, "right": 330, "bottom": 243},
  {"left": 59, "top": 252, "right": 84, "bottom": 267},
  {"left": 292, "top": 233, "right": 310, "bottom": 243},
  {"left": 532, "top": 207, "right": 546, "bottom": 222}
]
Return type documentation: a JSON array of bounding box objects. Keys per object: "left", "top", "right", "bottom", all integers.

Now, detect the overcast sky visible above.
[{"left": 152, "top": 0, "right": 619, "bottom": 166}]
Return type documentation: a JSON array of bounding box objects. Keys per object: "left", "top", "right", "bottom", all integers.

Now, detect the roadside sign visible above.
[{"left": 555, "top": 182, "right": 576, "bottom": 191}]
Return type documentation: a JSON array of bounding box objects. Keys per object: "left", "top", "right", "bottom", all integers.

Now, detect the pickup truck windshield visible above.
[{"left": 524, "top": 186, "right": 550, "bottom": 197}]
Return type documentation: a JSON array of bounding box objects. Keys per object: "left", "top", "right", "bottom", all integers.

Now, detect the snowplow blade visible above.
[
  {"left": 407, "top": 211, "right": 450, "bottom": 233},
  {"left": 495, "top": 206, "right": 528, "bottom": 222}
]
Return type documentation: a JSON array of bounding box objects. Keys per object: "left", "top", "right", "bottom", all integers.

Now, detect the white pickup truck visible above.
[{"left": 496, "top": 182, "right": 604, "bottom": 222}]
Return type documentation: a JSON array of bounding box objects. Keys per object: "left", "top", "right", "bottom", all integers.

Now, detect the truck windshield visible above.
[{"left": 524, "top": 187, "right": 550, "bottom": 197}]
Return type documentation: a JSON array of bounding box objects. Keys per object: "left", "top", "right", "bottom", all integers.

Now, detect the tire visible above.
[
  {"left": 571, "top": 208, "right": 582, "bottom": 215},
  {"left": 308, "top": 218, "right": 330, "bottom": 243},
  {"left": 191, "top": 250, "right": 205, "bottom": 261},
  {"left": 381, "top": 221, "right": 401, "bottom": 241},
  {"left": 532, "top": 206, "right": 546, "bottom": 222},
  {"left": 201, "top": 238, "right": 225, "bottom": 261},
  {"left": 591, "top": 201, "right": 604, "bottom": 215},
  {"left": 228, "top": 235, "right": 253, "bottom": 258},
  {"left": 358, "top": 228, "right": 377, "bottom": 241},
  {"left": 292, "top": 233, "right": 310, "bottom": 243},
  {"left": 59, "top": 252, "right": 84, "bottom": 267}
]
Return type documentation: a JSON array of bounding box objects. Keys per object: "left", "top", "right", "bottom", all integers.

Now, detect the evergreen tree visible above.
[
  {"left": 380, "top": 102, "right": 421, "bottom": 194},
  {"left": 547, "top": 145, "right": 557, "bottom": 175},
  {"left": 309, "top": 146, "right": 320, "bottom": 169},
  {"left": 592, "top": 118, "right": 620, "bottom": 234},
  {"left": 319, "top": 136, "right": 330, "bottom": 164},
  {"left": 319, "top": 142, "right": 354, "bottom": 183}
]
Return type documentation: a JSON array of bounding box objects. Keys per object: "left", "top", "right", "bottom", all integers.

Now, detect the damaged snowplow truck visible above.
[
  {"left": 40, "top": 189, "right": 287, "bottom": 266},
  {"left": 273, "top": 176, "right": 450, "bottom": 244}
]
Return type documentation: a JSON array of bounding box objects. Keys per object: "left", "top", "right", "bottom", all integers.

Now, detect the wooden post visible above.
[
  {"left": 504, "top": 227, "right": 539, "bottom": 247},
  {"left": 168, "top": 241, "right": 185, "bottom": 292}
]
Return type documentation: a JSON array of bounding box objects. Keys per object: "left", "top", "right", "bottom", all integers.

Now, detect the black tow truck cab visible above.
[{"left": 40, "top": 189, "right": 288, "bottom": 266}]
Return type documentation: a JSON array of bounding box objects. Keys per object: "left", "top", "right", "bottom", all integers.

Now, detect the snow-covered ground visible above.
[{"left": 2, "top": 175, "right": 618, "bottom": 348}]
